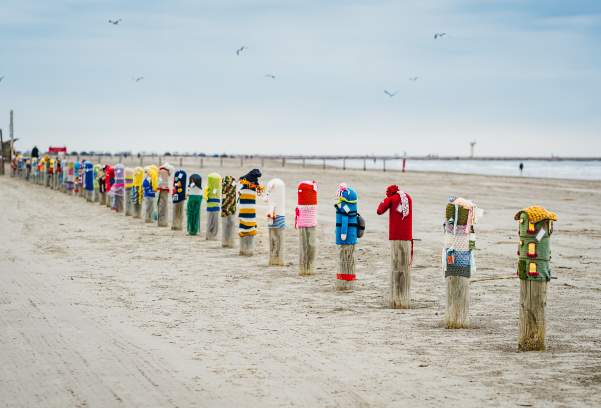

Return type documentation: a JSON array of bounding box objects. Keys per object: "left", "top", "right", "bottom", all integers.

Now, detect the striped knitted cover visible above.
[
  {"left": 113, "top": 164, "right": 125, "bottom": 197},
  {"left": 270, "top": 215, "right": 286, "bottom": 229},
  {"left": 124, "top": 167, "right": 134, "bottom": 189},
  {"left": 221, "top": 176, "right": 237, "bottom": 217},
  {"left": 206, "top": 172, "right": 222, "bottom": 212},
  {"left": 239, "top": 180, "right": 258, "bottom": 237}
]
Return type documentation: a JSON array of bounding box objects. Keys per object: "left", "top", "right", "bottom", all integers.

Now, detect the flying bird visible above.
[
  {"left": 236, "top": 46, "right": 246, "bottom": 56},
  {"left": 384, "top": 90, "right": 398, "bottom": 98},
  {"left": 265, "top": 74, "right": 276, "bottom": 79},
  {"left": 108, "top": 19, "right": 122, "bottom": 25},
  {"left": 409, "top": 76, "right": 419, "bottom": 82},
  {"left": 434, "top": 32, "right": 446, "bottom": 39},
  {"left": 133, "top": 76, "right": 144, "bottom": 82}
]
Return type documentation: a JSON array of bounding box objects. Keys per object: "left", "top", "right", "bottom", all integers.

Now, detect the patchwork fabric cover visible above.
[
  {"left": 172, "top": 170, "right": 187, "bottom": 203},
  {"left": 515, "top": 207, "right": 556, "bottom": 281},
  {"left": 443, "top": 197, "right": 479, "bottom": 278}
]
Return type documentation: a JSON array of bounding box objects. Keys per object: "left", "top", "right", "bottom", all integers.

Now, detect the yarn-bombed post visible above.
[
  {"left": 265, "top": 178, "right": 286, "bottom": 266},
  {"left": 296, "top": 181, "right": 318, "bottom": 275},
  {"left": 186, "top": 174, "right": 203, "bottom": 236},
  {"left": 112, "top": 164, "right": 125, "bottom": 213},
  {"left": 105, "top": 165, "right": 114, "bottom": 208},
  {"left": 132, "top": 167, "right": 144, "bottom": 218},
  {"left": 142, "top": 166, "right": 157, "bottom": 223},
  {"left": 515, "top": 206, "right": 557, "bottom": 351},
  {"left": 83, "top": 161, "right": 94, "bottom": 202},
  {"left": 171, "top": 170, "right": 187, "bottom": 231},
  {"left": 443, "top": 197, "right": 482, "bottom": 327},
  {"left": 377, "top": 185, "right": 413, "bottom": 309},
  {"left": 124, "top": 167, "right": 134, "bottom": 215},
  {"left": 335, "top": 183, "right": 359, "bottom": 291},
  {"left": 157, "top": 163, "right": 173, "bottom": 227},
  {"left": 239, "top": 169, "right": 262, "bottom": 256},
  {"left": 93, "top": 164, "right": 101, "bottom": 202},
  {"left": 205, "top": 172, "right": 222, "bottom": 240},
  {"left": 97, "top": 165, "right": 106, "bottom": 205},
  {"left": 221, "top": 176, "right": 237, "bottom": 248}
]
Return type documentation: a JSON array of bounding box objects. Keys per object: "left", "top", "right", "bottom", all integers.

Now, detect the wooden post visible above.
[
  {"left": 261, "top": 158, "right": 265, "bottom": 168},
  {"left": 322, "top": 159, "right": 326, "bottom": 170},
  {"left": 221, "top": 214, "right": 236, "bottom": 247},
  {"left": 343, "top": 158, "right": 346, "bottom": 170},
  {"left": 518, "top": 280, "right": 547, "bottom": 351},
  {"left": 446, "top": 276, "right": 469, "bottom": 328},
  {"left": 240, "top": 156, "right": 244, "bottom": 167},
  {"left": 0, "top": 128, "right": 4, "bottom": 176},
  {"left": 179, "top": 157, "right": 183, "bottom": 167},
  {"left": 99, "top": 192, "right": 106, "bottom": 206},
  {"left": 239, "top": 235, "right": 255, "bottom": 256},
  {"left": 125, "top": 187, "right": 133, "bottom": 215},
  {"left": 139, "top": 156, "right": 143, "bottom": 166},
  {"left": 171, "top": 201, "right": 184, "bottom": 230},
  {"left": 383, "top": 159, "right": 387, "bottom": 172},
  {"left": 200, "top": 157, "right": 204, "bottom": 168},
  {"left": 302, "top": 158, "right": 306, "bottom": 168},
  {"left": 157, "top": 190, "right": 169, "bottom": 227},
  {"left": 144, "top": 197, "right": 154, "bottom": 223},
  {"left": 220, "top": 157, "right": 223, "bottom": 167},
  {"left": 281, "top": 158, "right": 285, "bottom": 167},
  {"left": 114, "top": 194, "right": 124, "bottom": 213},
  {"left": 390, "top": 240, "right": 412, "bottom": 308},
  {"left": 336, "top": 245, "right": 355, "bottom": 291},
  {"left": 299, "top": 227, "right": 316, "bottom": 275},
  {"left": 206, "top": 212, "right": 219, "bottom": 240},
  {"left": 268, "top": 228, "right": 285, "bottom": 266}
]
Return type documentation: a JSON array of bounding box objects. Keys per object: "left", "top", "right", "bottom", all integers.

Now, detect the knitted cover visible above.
[
  {"left": 206, "top": 172, "right": 222, "bottom": 213},
  {"left": 221, "top": 176, "right": 237, "bottom": 217},
  {"left": 296, "top": 181, "right": 318, "bottom": 228},
  {"left": 172, "top": 170, "right": 187, "bottom": 203},
  {"left": 93, "top": 164, "right": 101, "bottom": 191},
  {"left": 443, "top": 197, "right": 479, "bottom": 278},
  {"left": 515, "top": 207, "right": 556, "bottom": 281},
  {"left": 133, "top": 167, "right": 144, "bottom": 204},
  {"left": 84, "top": 161, "right": 94, "bottom": 191},
  {"left": 73, "top": 161, "right": 82, "bottom": 191},
  {"left": 335, "top": 184, "right": 358, "bottom": 245},
  {"left": 266, "top": 178, "right": 285, "bottom": 229},
  {"left": 124, "top": 167, "right": 134, "bottom": 189},
  {"left": 186, "top": 195, "right": 203, "bottom": 235},
  {"left": 143, "top": 166, "right": 156, "bottom": 198},
  {"left": 104, "top": 165, "right": 114, "bottom": 193},
  {"left": 113, "top": 164, "right": 125, "bottom": 197},
  {"left": 158, "top": 165, "right": 171, "bottom": 191},
  {"left": 238, "top": 170, "right": 262, "bottom": 237},
  {"left": 66, "top": 162, "right": 74, "bottom": 190}
]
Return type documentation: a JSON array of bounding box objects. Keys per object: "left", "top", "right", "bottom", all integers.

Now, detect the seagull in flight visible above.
[
  {"left": 236, "top": 46, "right": 247, "bottom": 56},
  {"left": 133, "top": 76, "right": 144, "bottom": 82},
  {"left": 384, "top": 90, "right": 398, "bottom": 98},
  {"left": 409, "top": 76, "right": 419, "bottom": 82},
  {"left": 265, "top": 74, "right": 276, "bottom": 79},
  {"left": 108, "top": 19, "right": 122, "bottom": 25},
  {"left": 434, "top": 32, "right": 446, "bottom": 39}
]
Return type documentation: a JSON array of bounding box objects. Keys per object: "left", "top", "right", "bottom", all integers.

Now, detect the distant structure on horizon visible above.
[{"left": 470, "top": 141, "right": 476, "bottom": 158}]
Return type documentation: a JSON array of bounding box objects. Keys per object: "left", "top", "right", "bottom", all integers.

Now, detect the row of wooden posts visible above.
[{"left": 13, "top": 162, "right": 552, "bottom": 352}]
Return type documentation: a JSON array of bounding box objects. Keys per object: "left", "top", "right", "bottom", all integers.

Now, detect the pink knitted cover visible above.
[{"left": 295, "top": 205, "right": 317, "bottom": 228}]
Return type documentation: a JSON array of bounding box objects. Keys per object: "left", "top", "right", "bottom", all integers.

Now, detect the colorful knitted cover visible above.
[
  {"left": 142, "top": 166, "right": 156, "bottom": 198},
  {"left": 515, "top": 206, "right": 556, "bottom": 282},
  {"left": 132, "top": 167, "right": 144, "bottom": 204},
  {"left": 158, "top": 163, "right": 173, "bottom": 191},
  {"left": 265, "top": 178, "right": 286, "bottom": 229},
  {"left": 84, "top": 161, "right": 94, "bottom": 191},
  {"left": 66, "top": 162, "right": 75, "bottom": 190},
  {"left": 335, "top": 183, "right": 358, "bottom": 245},
  {"left": 93, "top": 164, "right": 101, "bottom": 191},
  {"left": 124, "top": 167, "right": 134, "bottom": 190},
  {"left": 221, "top": 176, "right": 237, "bottom": 217},
  {"left": 49, "top": 159, "right": 55, "bottom": 175},
  {"left": 206, "top": 172, "right": 222, "bottom": 213},
  {"left": 239, "top": 169, "right": 262, "bottom": 237},
  {"left": 113, "top": 164, "right": 125, "bottom": 197},
  {"left": 104, "top": 165, "right": 114, "bottom": 193},
  {"left": 172, "top": 170, "right": 187, "bottom": 203},
  {"left": 73, "top": 161, "right": 82, "bottom": 191},
  {"left": 443, "top": 196, "right": 480, "bottom": 278},
  {"left": 296, "top": 180, "right": 318, "bottom": 228}
]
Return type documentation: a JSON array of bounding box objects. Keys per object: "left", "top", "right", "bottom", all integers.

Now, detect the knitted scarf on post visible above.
[
  {"left": 238, "top": 169, "right": 262, "bottom": 237},
  {"left": 221, "top": 176, "right": 237, "bottom": 217}
]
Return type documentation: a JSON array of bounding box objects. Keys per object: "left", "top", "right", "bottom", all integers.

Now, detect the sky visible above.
[{"left": 0, "top": 0, "right": 600, "bottom": 156}]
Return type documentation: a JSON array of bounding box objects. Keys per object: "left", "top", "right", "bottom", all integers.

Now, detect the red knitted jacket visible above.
[{"left": 376, "top": 185, "right": 413, "bottom": 241}]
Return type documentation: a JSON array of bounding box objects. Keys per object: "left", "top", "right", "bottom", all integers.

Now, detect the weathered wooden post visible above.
[
  {"left": 112, "top": 164, "right": 125, "bottom": 213},
  {"left": 335, "top": 184, "right": 360, "bottom": 291},
  {"left": 302, "top": 158, "right": 306, "bottom": 168},
  {"left": 170, "top": 170, "right": 186, "bottom": 230},
  {"left": 239, "top": 169, "right": 262, "bottom": 256},
  {"left": 48, "top": 158, "right": 55, "bottom": 188},
  {"left": 240, "top": 156, "right": 244, "bottom": 167},
  {"left": 131, "top": 167, "right": 144, "bottom": 218},
  {"left": 83, "top": 161, "right": 94, "bottom": 202},
  {"left": 200, "top": 157, "right": 204, "bottom": 168},
  {"left": 322, "top": 158, "right": 326, "bottom": 170},
  {"left": 515, "top": 206, "right": 557, "bottom": 351},
  {"left": 342, "top": 158, "right": 346, "bottom": 170},
  {"left": 142, "top": 165, "right": 158, "bottom": 223},
  {"left": 44, "top": 157, "right": 51, "bottom": 187},
  {"left": 205, "top": 172, "right": 222, "bottom": 240},
  {"left": 105, "top": 165, "right": 114, "bottom": 208},
  {"left": 296, "top": 181, "right": 318, "bottom": 275},
  {"left": 377, "top": 185, "right": 413, "bottom": 309},
  {"left": 383, "top": 159, "right": 387, "bottom": 172},
  {"left": 443, "top": 197, "right": 482, "bottom": 327},
  {"left": 186, "top": 174, "right": 203, "bottom": 235},
  {"left": 221, "top": 176, "right": 237, "bottom": 247},
  {"left": 124, "top": 167, "right": 134, "bottom": 215},
  {"left": 156, "top": 163, "right": 172, "bottom": 227},
  {"left": 265, "top": 178, "right": 286, "bottom": 266},
  {"left": 220, "top": 156, "right": 223, "bottom": 167}
]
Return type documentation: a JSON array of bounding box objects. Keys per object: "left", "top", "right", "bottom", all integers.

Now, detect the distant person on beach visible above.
[
  {"left": 519, "top": 162, "right": 524, "bottom": 175},
  {"left": 31, "top": 146, "right": 39, "bottom": 158}
]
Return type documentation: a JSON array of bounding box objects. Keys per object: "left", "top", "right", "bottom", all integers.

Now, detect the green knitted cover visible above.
[
  {"left": 207, "top": 173, "right": 221, "bottom": 200},
  {"left": 445, "top": 204, "right": 470, "bottom": 225},
  {"left": 516, "top": 213, "right": 553, "bottom": 281}
]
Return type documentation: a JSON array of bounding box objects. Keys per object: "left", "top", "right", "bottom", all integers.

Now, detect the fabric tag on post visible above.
[
  {"left": 536, "top": 228, "right": 546, "bottom": 242},
  {"left": 343, "top": 204, "right": 349, "bottom": 213}
]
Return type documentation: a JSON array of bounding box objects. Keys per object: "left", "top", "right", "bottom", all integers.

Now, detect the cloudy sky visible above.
[{"left": 1, "top": 0, "right": 600, "bottom": 156}]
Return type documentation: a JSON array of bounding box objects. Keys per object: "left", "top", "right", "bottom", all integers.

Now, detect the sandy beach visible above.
[{"left": 1, "top": 162, "right": 600, "bottom": 407}]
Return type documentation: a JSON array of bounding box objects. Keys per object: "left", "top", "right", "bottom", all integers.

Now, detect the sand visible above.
[{"left": 1, "top": 160, "right": 600, "bottom": 407}]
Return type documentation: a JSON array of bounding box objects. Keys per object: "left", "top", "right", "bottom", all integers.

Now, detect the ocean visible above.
[{"left": 289, "top": 159, "right": 601, "bottom": 181}]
